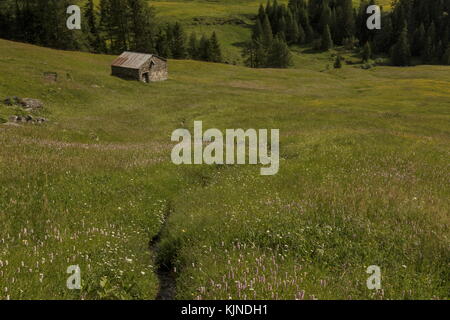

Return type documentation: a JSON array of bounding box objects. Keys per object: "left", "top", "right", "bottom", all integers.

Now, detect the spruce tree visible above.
[
  {"left": 286, "top": 10, "right": 299, "bottom": 44},
  {"left": 199, "top": 34, "right": 212, "bottom": 61},
  {"left": 297, "top": 23, "right": 306, "bottom": 44},
  {"left": 262, "top": 14, "right": 274, "bottom": 49},
  {"left": 422, "top": 35, "right": 434, "bottom": 63},
  {"left": 253, "top": 19, "right": 264, "bottom": 41},
  {"left": 268, "top": 36, "right": 292, "bottom": 68},
  {"left": 171, "top": 22, "right": 186, "bottom": 59},
  {"left": 319, "top": 3, "right": 331, "bottom": 33},
  {"left": 321, "top": 24, "right": 333, "bottom": 51},
  {"left": 391, "top": 26, "right": 411, "bottom": 66},
  {"left": 443, "top": 45, "right": 450, "bottom": 65},
  {"left": 362, "top": 41, "right": 372, "bottom": 62},
  {"left": 84, "top": 0, "right": 104, "bottom": 52},
  {"left": 334, "top": 55, "right": 342, "bottom": 68},
  {"left": 209, "top": 31, "right": 222, "bottom": 63},
  {"left": 188, "top": 32, "right": 199, "bottom": 59}
]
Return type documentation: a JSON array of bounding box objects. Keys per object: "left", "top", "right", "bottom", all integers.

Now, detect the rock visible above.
[
  {"left": 35, "top": 117, "right": 48, "bottom": 123},
  {"left": 43, "top": 72, "right": 58, "bottom": 82},
  {"left": 19, "top": 98, "right": 44, "bottom": 109},
  {"left": 8, "top": 115, "right": 47, "bottom": 124},
  {"left": 3, "top": 96, "right": 20, "bottom": 106}
]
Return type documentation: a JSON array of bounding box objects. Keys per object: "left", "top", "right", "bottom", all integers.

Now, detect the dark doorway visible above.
[{"left": 143, "top": 72, "right": 149, "bottom": 83}]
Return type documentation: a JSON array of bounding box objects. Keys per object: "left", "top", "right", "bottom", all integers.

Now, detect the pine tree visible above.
[
  {"left": 84, "top": 0, "right": 104, "bottom": 52},
  {"left": 319, "top": 3, "right": 331, "bottom": 33},
  {"left": 128, "top": 0, "right": 156, "bottom": 53},
  {"left": 338, "top": 0, "right": 355, "bottom": 44},
  {"left": 242, "top": 39, "right": 267, "bottom": 68},
  {"left": 199, "top": 34, "right": 211, "bottom": 61},
  {"left": 252, "top": 19, "right": 264, "bottom": 41},
  {"left": 258, "top": 3, "right": 266, "bottom": 22},
  {"left": 262, "top": 14, "right": 274, "bottom": 49},
  {"left": 422, "top": 35, "right": 434, "bottom": 63},
  {"left": 188, "top": 32, "right": 199, "bottom": 59},
  {"left": 362, "top": 41, "right": 372, "bottom": 62},
  {"left": 443, "top": 45, "right": 450, "bottom": 65},
  {"left": 391, "top": 25, "right": 411, "bottom": 66},
  {"left": 171, "top": 22, "right": 186, "bottom": 59},
  {"left": 267, "top": 36, "right": 292, "bottom": 68},
  {"left": 286, "top": 10, "right": 299, "bottom": 44},
  {"left": 412, "top": 23, "right": 426, "bottom": 56},
  {"left": 321, "top": 24, "right": 333, "bottom": 51},
  {"left": 297, "top": 23, "right": 306, "bottom": 44},
  {"left": 155, "top": 30, "right": 171, "bottom": 58},
  {"left": 209, "top": 31, "right": 222, "bottom": 63},
  {"left": 334, "top": 55, "right": 342, "bottom": 68}
]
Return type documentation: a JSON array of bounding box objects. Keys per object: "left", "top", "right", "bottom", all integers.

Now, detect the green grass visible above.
[{"left": 0, "top": 39, "right": 449, "bottom": 299}]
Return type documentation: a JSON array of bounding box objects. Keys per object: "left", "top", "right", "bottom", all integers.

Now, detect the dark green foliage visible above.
[
  {"left": 362, "top": 41, "right": 372, "bottom": 62},
  {"left": 321, "top": 24, "right": 333, "bottom": 51},
  {"left": 443, "top": 46, "right": 450, "bottom": 65},
  {"left": 198, "top": 35, "right": 211, "bottom": 61},
  {"left": 209, "top": 32, "right": 222, "bottom": 63},
  {"left": 262, "top": 14, "right": 274, "bottom": 49},
  {"left": 84, "top": 0, "right": 104, "bottom": 53},
  {"left": 246, "top": 0, "right": 450, "bottom": 68},
  {"left": 391, "top": 26, "right": 411, "bottom": 66},
  {"left": 170, "top": 22, "right": 186, "bottom": 59},
  {"left": 334, "top": 55, "right": 342, "bottom": 68},
  {"left": 188, "top": 32, "right": 199, "bottom": 59},
  {"left": 267, "top": 36, "right": 292, "bottom": 68}
]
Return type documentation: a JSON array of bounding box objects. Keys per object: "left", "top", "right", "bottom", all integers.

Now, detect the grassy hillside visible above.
[{"left": 0, "top": 39, "right": 449, "bottom": 299}]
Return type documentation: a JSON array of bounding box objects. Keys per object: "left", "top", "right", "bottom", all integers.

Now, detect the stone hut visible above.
[{"left": 111, "top": 52, "right": 168, "bottom": 82}]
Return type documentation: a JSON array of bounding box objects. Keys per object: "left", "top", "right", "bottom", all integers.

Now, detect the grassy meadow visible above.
[{"left": 0, "top": 37, "right": 449, "bottom": 300}]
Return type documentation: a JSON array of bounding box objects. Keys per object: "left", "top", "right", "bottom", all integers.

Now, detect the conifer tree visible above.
[
  {"left": 334, "top": 55, "right": 342, "bottom": 68},
  {"left": 262, "top": 14, "right": 274, "bottom": 48},
  {"left": 443, "top": 45, "right": 450, "bottom": 65},
  {"left": 188, "top": 32, "right": 199, "bottom": 59},
  {"left": 209, "top": 31, "right": 222, "bottom": 63},
  {"left": 199, "top": 34, "right": 211, "bottom": 61},
  {"left": 362, "top": 41, "right": 372, "bottom": 62},
  {"left": 297, "top": 23, "right": 306, "bottom": 44},
  {"left": 253, "top": 19, "right": 264, "bottom": 41},
  {"left": 391, "top": 25, "right": 411, "bottom": 66},
  {"left": 421, "top": 35, "right": 434, "bottom": 63},
  {"left": 85, "top": 0, "right": 104, "bottom": 52},
  {"left": 171, "top": 22, "right": 186, "bottom": 59},
  {"left": 268, "top": 36, "right": 292, "bottom": 68},
  {"left": 286, "top": 10, "right": 299, "bottom": 44},
  {"left": 321, "top": 24, "right": 333, "bottom": 51}
]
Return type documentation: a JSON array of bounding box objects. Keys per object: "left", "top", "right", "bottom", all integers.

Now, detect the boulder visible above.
[{"left": 19, "top": 98, "right": 44, "bottom": 109}]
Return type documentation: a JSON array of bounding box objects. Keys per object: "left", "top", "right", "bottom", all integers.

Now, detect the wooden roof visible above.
[{"left": 111, "top": 52, "right": 166, "bottom": 69}]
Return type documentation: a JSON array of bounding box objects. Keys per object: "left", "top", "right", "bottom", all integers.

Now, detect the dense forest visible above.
[
  {"left": 243, "top": 0, "right": 450, "bottom": 67},
  {"left": 0, "top": 0, "right": 222, "bottom": 62},
  {"left": 0, "top": 0, "right": 449, "bottom": 67}
]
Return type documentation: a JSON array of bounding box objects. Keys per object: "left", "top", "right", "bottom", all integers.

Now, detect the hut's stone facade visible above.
[{"left": 111, "top": 52, "right": 168, "bottom": 82}]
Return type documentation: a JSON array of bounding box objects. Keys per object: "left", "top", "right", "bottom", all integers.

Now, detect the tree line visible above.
[
  {"left": 0, "top": 0, "right": 222, "bottom": 62},
  {"left": 243, "top": 0, "right": 450, "bottom": 68}
]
